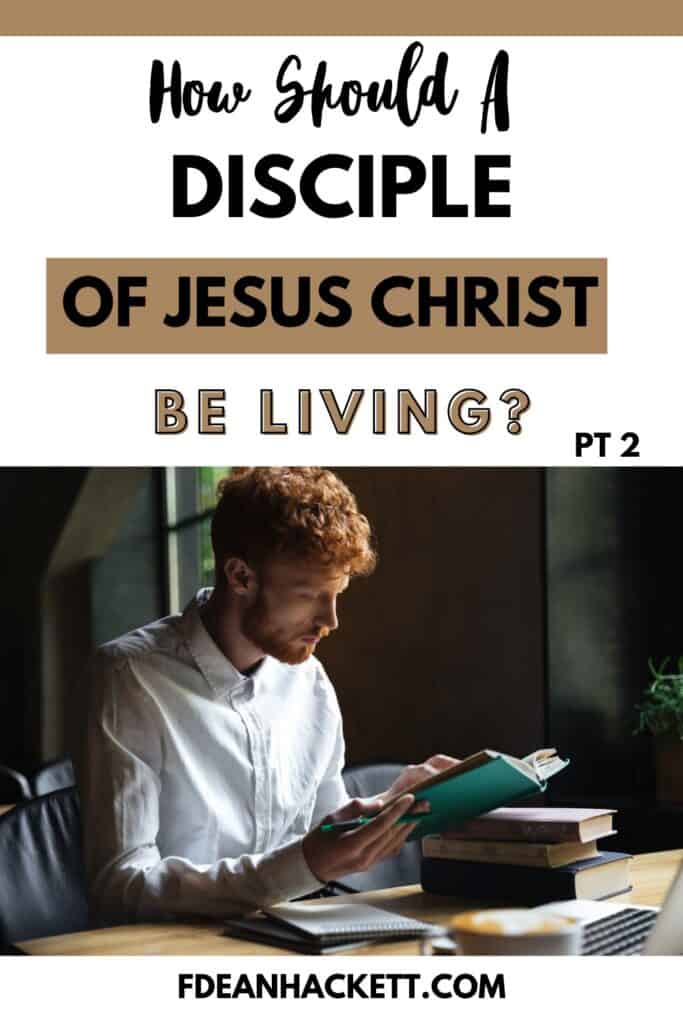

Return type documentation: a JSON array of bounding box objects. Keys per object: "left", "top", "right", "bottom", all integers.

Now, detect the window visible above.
[{"left": 164, "top": 467, "right": 231, "bottom": 612}]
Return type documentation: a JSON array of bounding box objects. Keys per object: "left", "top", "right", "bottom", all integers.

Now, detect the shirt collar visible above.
[{"left": 180, "top": 588, "right": 269, "bottom": 699}]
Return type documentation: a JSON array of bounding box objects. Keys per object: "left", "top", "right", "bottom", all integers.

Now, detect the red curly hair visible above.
[{"left": 211, "top": 467, "right": 377, "bottom": 577}]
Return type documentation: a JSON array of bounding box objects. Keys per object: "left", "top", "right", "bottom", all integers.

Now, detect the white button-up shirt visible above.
[{"left": 76, "top": 589, "right": 348, "bottom": 923}]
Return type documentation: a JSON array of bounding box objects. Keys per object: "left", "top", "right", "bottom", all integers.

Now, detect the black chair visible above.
[
  {"left": 0, "top": 786, "right": 89, "bottom": 946},
  {"left": 0, "top": 765, "right": 32, "bottom": 803},
  {"left": 31, "top": 757, "right": 75, "bottom": 797},
  {"left": 338, "top": 762, "right": 423, "bottom": 892}
]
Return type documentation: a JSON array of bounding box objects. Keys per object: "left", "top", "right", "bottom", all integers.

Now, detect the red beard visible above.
[{"left": 242, "top": 596, "right": 327, "bottom": 665}]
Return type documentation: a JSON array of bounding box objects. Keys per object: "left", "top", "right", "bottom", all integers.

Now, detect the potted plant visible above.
[{"left": 634, "top": 657, "right": 683, "bottom": 803}]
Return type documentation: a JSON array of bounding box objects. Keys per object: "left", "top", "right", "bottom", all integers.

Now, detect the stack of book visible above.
[{"left": 421, "top": 807, "right": 633, "bottom": 902}]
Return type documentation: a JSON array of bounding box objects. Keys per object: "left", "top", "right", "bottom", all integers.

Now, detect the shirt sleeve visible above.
[
  {"left": 77, "top": 652, "right": 321, "bottom": 924},
  {"left": 309, "top": 660, "right": 349, "bottom": 827}
]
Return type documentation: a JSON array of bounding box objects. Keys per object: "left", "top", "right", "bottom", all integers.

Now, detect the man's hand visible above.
[
  {"left": 379, "top": 754, "right": 461, "bottom": 804},
  {"left": 302, "top": 794, "right": 417, "bottom": 883}
]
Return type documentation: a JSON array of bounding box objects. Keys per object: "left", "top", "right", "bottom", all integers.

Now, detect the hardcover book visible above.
[
  {"left": 421, "top": 850, "right": 632, "bottom": 902},
  {"left": 389, "top": 748, "right": 569, "bottom": 842},
  {"left": 421, "top": 835, "right": 607, "bottom": 868},
  {"left": 440, "top": 806, "right": 616, "bottom": 844}
]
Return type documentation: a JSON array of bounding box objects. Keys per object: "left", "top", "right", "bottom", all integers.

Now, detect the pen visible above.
[
  {"left": 320, "top": 817, "right": 373, "bottom": 833},
  {"left": 320, "top": 811, "right": 429, "bottom": 833}
]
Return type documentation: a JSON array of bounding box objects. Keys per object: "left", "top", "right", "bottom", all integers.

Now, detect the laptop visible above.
[{"left": 544, "top": 858, "right": 683, "bottom": 955}]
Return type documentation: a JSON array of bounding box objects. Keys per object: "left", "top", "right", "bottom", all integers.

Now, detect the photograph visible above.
[{"left": 1, "top": 466, "right": 681, "bottom": 957}]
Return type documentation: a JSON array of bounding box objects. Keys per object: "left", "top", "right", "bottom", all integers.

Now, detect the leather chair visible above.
[
  {"left": 338, "top": 763, "right": 423, "bottom": 892},
  {"left": 0, "top": 786, "right": 89, "bottom": 945},
  {"left": 0, "top": 765, "right": 32, "bottom": 803},
  {"left": 31, "top": 757, "right": 76, "bottom": 797}
]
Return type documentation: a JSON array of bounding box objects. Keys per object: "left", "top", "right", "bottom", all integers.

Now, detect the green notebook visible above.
[{"left": 398, "top": 748, "right": 569, "bottom": 841}]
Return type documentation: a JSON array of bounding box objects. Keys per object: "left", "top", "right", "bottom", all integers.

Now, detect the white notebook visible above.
[{"left": 264, "top": 902, "right": 435, "bottom": 940}]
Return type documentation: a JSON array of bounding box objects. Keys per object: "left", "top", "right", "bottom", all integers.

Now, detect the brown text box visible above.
[
  {"left": 2, "top": 2, "right": 682, "bottom": 34},
  {"left": 47, "top": 258, "right": 606, "bottom": 355}
]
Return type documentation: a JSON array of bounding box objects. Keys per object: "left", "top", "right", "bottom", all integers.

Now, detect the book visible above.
[
  {"left": 421, "top": 835, "right": 607, "bottom": 868},
  {"left": 224, "top": 902, "right": 436, "bottom": 954},
  {"left": 421, "top": 850, "right": 632, "bottom": 902},
  {"left": 387, "top": 747, "right": 569, "bottom": 842},
  {"left": 222, "top": 916, "right": 374, "bottom": 954},
  {"left": 440, "top": 806, "right": 616, "bottom": 843}
]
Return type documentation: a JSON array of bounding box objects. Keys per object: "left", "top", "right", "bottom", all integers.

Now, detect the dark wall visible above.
[
  {"left": 322, "top": 468, "right": 547, "bottom": 767},
  {"left": 90, "top": 473, "right": 164, "bottom": 646},
  {"left": 546, "top": 468, "right": 683, "bottom": 801},
  {"left": 0, "top": 469, "right": 88, "bottom": 770},
  {"left": 0, "top": 468, "right": 162, "bottom": 770}
]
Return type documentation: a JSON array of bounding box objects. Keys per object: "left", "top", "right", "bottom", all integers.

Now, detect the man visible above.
[{"left": 78, "top": 467, "right": 454, "bottom": 923}]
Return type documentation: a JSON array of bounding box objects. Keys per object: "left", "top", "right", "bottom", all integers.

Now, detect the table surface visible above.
[
  {"left": 0, "top": 804, "right": 14, "bottom": 817},
  {"left": 20, "top": 847, "right": 682, "bottom": 956}
]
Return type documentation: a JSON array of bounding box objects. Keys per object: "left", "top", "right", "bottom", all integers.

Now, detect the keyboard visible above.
[{"left": 581, "top": 907, "right": 659, "bottom": 955}]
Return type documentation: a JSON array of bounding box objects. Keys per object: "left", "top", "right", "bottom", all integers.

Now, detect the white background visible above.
[
  {"left": 0, "top": 37, "right": 681, "bottom": 465},
  {"left": 0, "top": 34, "right": 681, "bottom": 1014},
  {"left": 2, "top": 953, "right": 681, "bottom": 1018}
]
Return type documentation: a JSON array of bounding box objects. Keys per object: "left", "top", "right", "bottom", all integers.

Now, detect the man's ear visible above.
[{"left": 223, "top": 557, "right": 256, "bottom": 595}]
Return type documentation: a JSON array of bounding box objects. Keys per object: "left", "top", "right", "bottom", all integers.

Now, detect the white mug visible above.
[{"left": 451, "top": 907, "right": 582, "bottom": 955}]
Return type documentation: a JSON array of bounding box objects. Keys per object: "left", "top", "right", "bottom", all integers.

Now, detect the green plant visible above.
[{"left": 634, "top": 657, "right": 683, "bottom": 741}]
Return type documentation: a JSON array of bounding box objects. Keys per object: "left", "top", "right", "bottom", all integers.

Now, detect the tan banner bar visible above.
[
  {"left": 2, "top": 2, "right": 683, "bottom": 34},
  {"left": 47, "top": 258, "right": 606, "bottom": 355}
]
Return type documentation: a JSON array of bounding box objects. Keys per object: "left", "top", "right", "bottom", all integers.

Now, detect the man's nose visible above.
[{"left": 316, "top": 599, "right": 338, "bottom": 632}]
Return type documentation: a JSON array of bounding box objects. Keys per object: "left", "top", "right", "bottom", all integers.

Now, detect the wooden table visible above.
[
  {"left": 0, "top": 804, "right": 15, "bottom": 817},
  {"left": 20, "top": 848, "right": 682, "bottom": 956}
]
